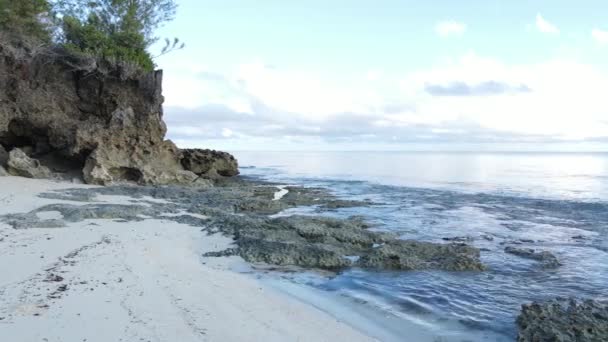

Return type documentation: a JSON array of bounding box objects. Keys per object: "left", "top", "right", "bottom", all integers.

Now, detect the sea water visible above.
[{"left": 234, "top": 151, "right": 608, "bottom": 341}]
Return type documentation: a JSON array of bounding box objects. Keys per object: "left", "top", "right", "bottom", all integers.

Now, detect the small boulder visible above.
[
  {"left": 0, "top": 165, "right": 7, "bottom": 176},
  {"left": 517, "top": 298, "right": 608, "bottom": 342},
  {"left": 7, "top": 148, "right": 52, "bottom": 179},
  {"left": 180, "top": 149, "right": 239, "bottom": 178},
  {"left": 505, "top": 246, "right": 561, "bottom": 268}
]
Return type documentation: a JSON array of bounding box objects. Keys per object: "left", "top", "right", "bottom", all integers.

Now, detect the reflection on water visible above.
[
  {"left": 235, "top": 151, "right": 608, "bottom": 341},
  {"left": 235, "top": 151, "right": 608, "bottom": 201}
]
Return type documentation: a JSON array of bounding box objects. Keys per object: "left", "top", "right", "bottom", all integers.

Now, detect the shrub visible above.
[
  {"left": 61, "top": 14, "right": 154, "bottom": 71},
  {"left": 54, "top": 0, "right": 179, "bottom": 71},
  {"left": 0, "top": 0, "right": 51, "bottom": 40}
]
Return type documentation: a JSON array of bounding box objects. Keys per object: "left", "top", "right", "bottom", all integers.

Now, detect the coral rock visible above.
[{"left": 7, "top": 148, "right": 52, "bottom": 179}]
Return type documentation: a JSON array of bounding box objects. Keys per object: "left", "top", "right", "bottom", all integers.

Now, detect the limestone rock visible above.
[
  {"left": 7, "top": 148, "right": 52, "bottom": 179},
  {"left": 180, "top": 149, "right": 239, "bottom": 178},
  {"left": 206, "top": 212, "right": 484, "bottom": 272},
  {"left": 358, "top": 240, "right": 485, "bottom": 271},
  {"left": 0, "top": 38, "right": 238, "bottom": 185},
  {"left": 505, "top": 246, "right": 561, "bottom": 268},
  {"left": 517, "top": 298, "right": 608, "bottom": 342}
]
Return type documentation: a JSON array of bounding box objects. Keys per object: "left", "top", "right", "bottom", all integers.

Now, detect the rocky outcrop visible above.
[
  {"left": 180, "top": 149, "right": 239, "bottom": 178},
  {"left": 359, "top": 240, "right": 485, "bottom": 271},
  {"left": 517, "top": 298, "right": 608, "bottom": 342},
  {"left": 7, "top": 148, "right": 52, "bottom": 179},
  {"left": 205, "top": 213, "right": 485, "bottom": 271},
  {"left": 16, "top": 183, "right": 486, "bottom": 273},
  {"left": 505, "top": 246, "right": 561, "bottom": 268},
  {"left": 0, "top": 36, "right": 237, "bottom": 185}
]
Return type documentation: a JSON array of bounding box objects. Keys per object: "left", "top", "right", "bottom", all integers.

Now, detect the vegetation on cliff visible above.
[
  {"left": 0, "top": 1, "right": 238, "bottom": 185},
  {"left": 0, "top": 0, "right": 51, "bottom": 40},
  {"left": 0, "top": 0, "right": 182, "bottom": 71}
]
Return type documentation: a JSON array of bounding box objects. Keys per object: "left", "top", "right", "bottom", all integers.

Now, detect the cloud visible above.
[
  {"left": 536, "top": 14, "right": 559, "bottom": 34},
  {"left": 160, "top": 53, "right": 608, "bottom": 150},
  {"left": 592, "top": 29, "right": 608, "bottom": 44},
  {"left": 435, "top": 21, "right": 466, "bottom": 38},
  {"left": 366, "top": 69, "right": 382, "bottom": 81},
  {"left": 425, "top": 81, "right": 531, "bottom": 96}
]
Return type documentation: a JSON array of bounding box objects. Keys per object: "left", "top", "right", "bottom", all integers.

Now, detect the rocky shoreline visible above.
[
  {"left": 1, "top": 174, "right": 606, "bottom": 340},
  {"left": 2, "top": 178, "right": 485, "bottom": 273},
  {"left": 1, "top": 36, "right": 605, "bottom": 341}
]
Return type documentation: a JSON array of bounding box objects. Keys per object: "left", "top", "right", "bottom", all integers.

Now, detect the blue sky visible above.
[{"left": 154, "top": 0, "right": 608, "bottom": 151}]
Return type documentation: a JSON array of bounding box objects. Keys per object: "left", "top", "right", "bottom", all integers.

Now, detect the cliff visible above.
[{"left": 0, "top": 36, "right": 238, "bottom": 185}]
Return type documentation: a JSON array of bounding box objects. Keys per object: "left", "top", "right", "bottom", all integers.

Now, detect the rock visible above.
[
  {"left": 0, "top": 39, "right": 238, "bottom": 185},
  {"left": 0, "top": 144, "right": 7, "bottom": 166},
  {"left": 358, "top": 240, "right": 485, "bottom": 271},
  {"left": 237, "top": 238, "right": 353, "bottom": 270},
  {"left": 17, "top": 182, "right": 488, "bottom": 273},
  {"left": 0, "top": 165, "right": 7, "bottom": 176},
  {"left": 517, "top": 298, "right": 608, "bottom": 342},
  {"left": 505, "top": 246, "right": 562, "bottom": 268},
  {"left": 180, "top": 149, "right": 239, "bottom": 178},
  {"left": 7, "top": 148, "right": 52, "bottom": 179},
  {"left": 319, "top": 199, "right": 373, "bottom": 210},
  {"left": 442, "top": 236, "right": 474, "bottom": 243}
]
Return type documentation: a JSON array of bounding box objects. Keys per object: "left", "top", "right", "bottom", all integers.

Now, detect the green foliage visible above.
[
  {"left": 0, "top": 0, "right": 51, "bottom": 40},
  {"left": 53, "top": 0, "right": 179, "bottom": 71},
  {"left": 61, "top": 14, "right": 154, "bottom": 71}
]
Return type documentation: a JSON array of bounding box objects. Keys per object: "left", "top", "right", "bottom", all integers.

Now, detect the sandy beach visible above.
[{"left": 0, "top": 176, "right": 374, "bottom": 342}]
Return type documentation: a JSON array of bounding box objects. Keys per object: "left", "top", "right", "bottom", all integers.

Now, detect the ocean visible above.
[{"left": 233, "top": 151, "right": 608, "bottom": 341}]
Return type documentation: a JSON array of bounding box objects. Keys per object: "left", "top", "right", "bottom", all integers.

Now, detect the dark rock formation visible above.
[
  {"left": 505, "top": 246, "right": 562, "bottom": 268},
  {"left": 0, "top": 37, "right": 237, "bottom": 184},
  {"left": 517, "top": 298, "right": 608, "bottom": 342},
  {"left": 7, "top": 183, "right": 486, "bottom": 272},
  {"left": 359, "top": 240, "right": 485, "bottom": 271},
  {"left": 180, "top": 149, "right": 239, "bottom": 178},
  {"left": 0, "top": 144, "right": 7, "bottom": 167}
]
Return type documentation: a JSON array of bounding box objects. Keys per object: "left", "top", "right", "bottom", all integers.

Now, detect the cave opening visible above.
[
  {"left": 109, "top": 167, "right": 143, "bottom": 183},
  {"left": 0, "top": 119, "right": 89, "bottom": 179}
]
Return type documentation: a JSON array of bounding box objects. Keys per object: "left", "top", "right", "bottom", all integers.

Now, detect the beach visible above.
[{"left": 0, "top": 176, "right": 373, "bottom": 342}]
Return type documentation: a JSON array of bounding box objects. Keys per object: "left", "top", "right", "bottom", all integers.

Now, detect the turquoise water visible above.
[{"left": 234, "top": 151, "right": 608, "bottom": 341}]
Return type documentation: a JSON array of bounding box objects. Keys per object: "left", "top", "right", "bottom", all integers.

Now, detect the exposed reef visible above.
[
  {"left": 2, "top": 181, "right": 485, "bottom": 272},
  {"left": 504, "top": 246, "right": 562, "bottom": 268},
  {"left": 517, "top": 298, "right": 608, "bottom": 342}
]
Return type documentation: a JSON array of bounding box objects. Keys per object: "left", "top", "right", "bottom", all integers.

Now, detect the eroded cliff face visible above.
[{"left": 0, "top": 37, "right": 238, "bottom": 185}]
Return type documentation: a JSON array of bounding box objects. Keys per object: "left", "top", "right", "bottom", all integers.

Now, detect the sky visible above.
[{"left": 154, "top": 0, "right": 608, "bottom": 151}]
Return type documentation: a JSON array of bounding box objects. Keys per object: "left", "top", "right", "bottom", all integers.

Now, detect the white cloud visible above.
[
  {"left": 366, "top": 69, "right": 382, "bottom": 81},
  {"left": 400, "top": 53, "right": 608, "bottom": 139},
  {"left": 435, "top": 21, "right": 466, "bottom": 38},
  {"left": 536, "top": 14, "right": 559, "bottom": 34},
  {"left": 592, "top": 28, "right": 608, "bottom": 44},
  {"left": 161, "top": 53, "right": 608, "bottom": 149},
  {"left": 221, "top": 128, "right": 234, "bottom": 138}
]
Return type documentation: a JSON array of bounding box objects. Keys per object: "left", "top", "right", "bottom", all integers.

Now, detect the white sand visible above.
[{"left": 0, "top": 177, "right": 374, "bottom": 342}]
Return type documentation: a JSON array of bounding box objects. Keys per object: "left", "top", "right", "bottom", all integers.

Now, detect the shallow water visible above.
[{"left": 234, "top": 151, "right": 608, "bottom": 341}]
